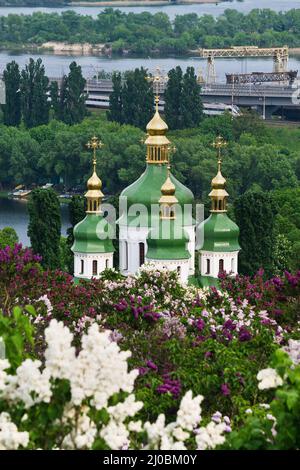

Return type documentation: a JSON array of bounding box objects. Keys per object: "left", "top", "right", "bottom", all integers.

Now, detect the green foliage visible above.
[
  {"left": 27, "top": 188, "right": 61, "bottom": 269},
  {"left": 0, "top": 226, "right": 18, "bottom": 249},
  {"left": 164, "top": 66, "right": 203, "bottom": 130},
  {"left": 0, "top": 305, "right": 35, "bottom": 370},
  {"left": 57, "top": 62, "right": 87, "bottom": 125},
  {"left": 20, "top": 58, "right": 50, "bottom": 129},
  {"left": 109, "top": 68, "right": 154, "bottom": 130},
  {"left": 2, "top": 61, "right": 21, "bottom": 127},
  {"left": 0, "top": 9, "right": 300, "bottom": 53},
  {"left": 234, "top": 190, "right": 277, "bottom": 277}
]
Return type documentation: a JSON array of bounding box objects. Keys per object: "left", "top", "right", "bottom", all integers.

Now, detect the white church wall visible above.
[
  {"left": 199, "top": 250, "right": 239, "bottom": 279},
  {"left": 74, "top": 252, "right": 114, "bottom": 280}
]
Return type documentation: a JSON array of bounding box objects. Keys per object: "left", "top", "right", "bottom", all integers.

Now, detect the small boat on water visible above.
[{"left": 11, "top": 189, "right": 32, "bottom": 199}]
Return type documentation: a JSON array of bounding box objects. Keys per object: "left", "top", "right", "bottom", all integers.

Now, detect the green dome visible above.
[
  {"left": 72, "top": 214, "right": 114, "bottom": 254},
  {"left": 119, "top": 164, "right": 194, "bottom": 227},
  {"left": 146, "top": 219, "right": 191, "bottom": 260},
  {"left": 196, "top": 213, "right": 240, "bottom": 252}
]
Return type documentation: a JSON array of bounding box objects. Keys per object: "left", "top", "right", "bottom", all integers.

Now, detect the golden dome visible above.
[
  {"left": 161, "top": 175, "right": 175, "bottom": 196},
  {"left": 211, "top": 162, "right": 226, "bottom": 189},
  {"left": 146, "top": 97, "right": 168, "bottom": 136},
  {"left": 87, "top": 170, "right": 102, "bottom": 191}
]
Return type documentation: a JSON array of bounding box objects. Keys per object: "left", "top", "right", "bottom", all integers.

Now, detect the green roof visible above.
[
  {"left": 196, "top": 213, "right": 240, "bottom": 252},
  {"left": 72, "top": 214, "right": 115, "bottom": 254},
  {"left": 146, "top": 219, "right": 190, "bottom": 260},
  {"left": 119, "top": 164, "right": 194, "bottom": 227}
]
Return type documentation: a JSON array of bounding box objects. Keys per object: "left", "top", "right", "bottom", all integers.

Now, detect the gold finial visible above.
[
  {"left": 87, "top": 136, "right": 104, "bottom": 170},
  {"left": 210, "top": 136, "right": 228, "bottom": 212},
  {"left": 85, "top": 136, "right": 104, "bottom": 213},
  {"left": 212, "top": 135, "right": 227, "bottom": 171}
]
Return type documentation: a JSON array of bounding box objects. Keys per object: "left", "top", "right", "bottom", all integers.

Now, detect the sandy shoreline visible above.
[{"left": 70, "top": 0, "right": 220, "bottom": 6}]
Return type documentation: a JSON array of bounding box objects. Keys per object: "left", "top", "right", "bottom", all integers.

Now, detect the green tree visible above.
[
  {"left": 27, "top": 188, "right": 61, "bottom": 269},
  {"left": 0, "top": 227, "right": 18, "bottom": 249},
  {"left": 58, "top": 62, "right": 87, "bottom": 125},
  {"left": 122, "top": 68, "right": 153, "bottom": 129},
  {"left": 49, "top": 81, "right": 60, "bottom": 119},
  {"left": 180, "top": 66, "right": 203, "bottom": 129},
  {"left": 66, "top": 195, "right": 86, "bottom": 273},
  {"left": 234, "top": 190, "right": 277, "bottom": 277},
  {"left": 20, "top": 58, "right": 50, "bottom": 128},
  {"left": 2, "top": 61, "right": 21, "bottom": 127},
  {"left": 107, "top": 72, "right": 123, "bottom": 124},
  {"left": 164, "top": 66, "right": 183, "bottom": 130}
]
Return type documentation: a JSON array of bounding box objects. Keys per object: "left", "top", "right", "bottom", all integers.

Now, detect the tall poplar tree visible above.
[
  {"left": 234, "top": 190, "right": 277, "bottom": 277},
  {"left": 164, "top": 66, "right": 183, "bottom": 130},
  {"left": 20, "top": 58, "right": 50, "bottom": 128},
  {"left": 107, "top": 72, "right": 123, "bottom": 124},
  {"left": 181, "top": 66, "right": 203, "bottom": 128},
  {"left": 122, "top": 68, "right": 153, "bottom": 129},
  {"left": 27, "top": 188, "right": 61, "bottom": 270},
  {"left": 3, "top": 61, "right": 21, "bottom": 127},
  {"left": 59, "top": 62, "right": 87, "bottom": 125},
  {"left": 164, "top": 66, "right": 203, "bottom": 130}
]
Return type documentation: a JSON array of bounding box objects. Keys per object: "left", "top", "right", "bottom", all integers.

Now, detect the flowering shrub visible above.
[
  {"left": 1, "top": 245, "right": 300, "bottom": 448},
  {"left": 224, "top": 342, "right": 300, "bottom": 450},
  {"left": 0, "top": 320, "right": 229, "bottom": 450}
]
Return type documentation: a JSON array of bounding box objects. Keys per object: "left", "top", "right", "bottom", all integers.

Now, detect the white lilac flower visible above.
[
  {"left": 176, "top": 391, "right": 203, "bottom": 431},
  {"left": 195, "top": 421, "right": 227, "bottom": 450},
  {"left": 0, "top": 412, "right": 29, "bottom": 450},
  {"left": 257, "top": 368, "right": 283, "bottom": 390},
  {"left": 283, "top": 339, "right": 300, "bottom": 366}
]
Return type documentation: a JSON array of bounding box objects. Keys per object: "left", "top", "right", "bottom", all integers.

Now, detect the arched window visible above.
[
  {"left": 93, "top": 200, "right": 97, "bottom": 211},
  {"left": 219, "top": 200, "right": 222, "bottom": 211},
  {"left": 231, "top": 258, "right": 234, "bottom": 273},
  {"left": 106, "top": 259, "right": 109, "bottom": 269},
  {"left": 139, "top": 242, "right": 145, "bottom": 267},
  {"left": 206, "top": 258, "right": 210, "bottom": 275},
  {"left": 219, "top": 259, "right": 224, "bottom": 274},
  {"left": 80, "top": 259, "right": 84, "bottom": 275},
  {"left": 92, "top": 260, "right": 98, "bottom": 276},
  {"left": 177, "top": 266, "right": 181, "bottom": 275},
  {"left": 124, "top": 241, "right": 128, "bottom": 271}
]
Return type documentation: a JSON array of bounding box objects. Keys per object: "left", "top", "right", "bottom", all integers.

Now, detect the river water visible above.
[
  {"left": 0, "top": 0, "right": 298, "bottom": 20},
  {"left": 0, "top": 198, "right": 70, "bottom": 246}
]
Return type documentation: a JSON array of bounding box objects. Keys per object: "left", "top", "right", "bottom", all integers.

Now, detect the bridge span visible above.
[{"left": 83, "top": 79, "right": 300, "bottom": 119}]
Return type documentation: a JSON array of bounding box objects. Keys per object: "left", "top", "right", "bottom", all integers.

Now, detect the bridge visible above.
[{"left": 83, "top": 79, "right": 300, "bottom": 119}]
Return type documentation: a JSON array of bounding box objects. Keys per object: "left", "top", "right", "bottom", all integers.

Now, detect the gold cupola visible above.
[
  {"left": 85, "top": 136, "right": 104, "bottom": 214},
  {"left": 144, "top": 72, "right": 171, "bottom": 164},
  {"left": 209, "top": 136, "right": 229, "bottom": 213},
  {"left": 159, "top": 166, "right": 178, "bottom": 219}
]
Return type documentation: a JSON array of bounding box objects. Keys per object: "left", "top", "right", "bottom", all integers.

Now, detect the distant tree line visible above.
[
  {"left": 2, "top": 59, "right": 87, "bottom": 128},
  {"left": 0, "top": 8, "right": 299, "bottom": 54}
]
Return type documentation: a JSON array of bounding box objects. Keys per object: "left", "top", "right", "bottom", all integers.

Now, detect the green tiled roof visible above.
[
  {"left": 72, "top": 214, "right": 115, "bottom": 254},
  {"left": 146, "top": 219, "right": 191, "bottom": 260},
  {"left": 196, "top": 213, "right": 240, "bottom": 252}
]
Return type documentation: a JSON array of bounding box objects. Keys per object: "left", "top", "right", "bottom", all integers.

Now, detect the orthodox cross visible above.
[
  {"left": 212, "top": 135, "right": 227, "bottom": 170},
  {"left": 87, "top": 136, "right": 104, "bottom": 169}
]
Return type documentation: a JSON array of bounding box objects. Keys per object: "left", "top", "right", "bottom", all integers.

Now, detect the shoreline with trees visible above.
[{"left": 0, "top": 9, "right": 299, "bottom": 56}]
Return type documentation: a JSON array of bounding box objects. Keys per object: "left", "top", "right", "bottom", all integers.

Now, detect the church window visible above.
[
  {"left": 124, "top": 241, "right": 128, "bottom": 270},
  {"left": 80, "top": 260, "right": 84, "bottom": 275},
  {"left": 219, "top": 259, "right": 224, "bottom": 273},
  {"left": 139, "top": 242, "right": 145, "bottom": 267},
  {"left": 231, "top": 258, "right": 234, "bottom": 273},
  {"left": 92, "top": 260, "right": 98, "bottom": 276},
  {"left": 106, "top": 259, "right": 109, "bottom": 269},
  {"left": 206, "top": 258, "right": 210, "bottom": 274},
  {"left": 219, "top": 200, "right": 222, "bottom": 210}
]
